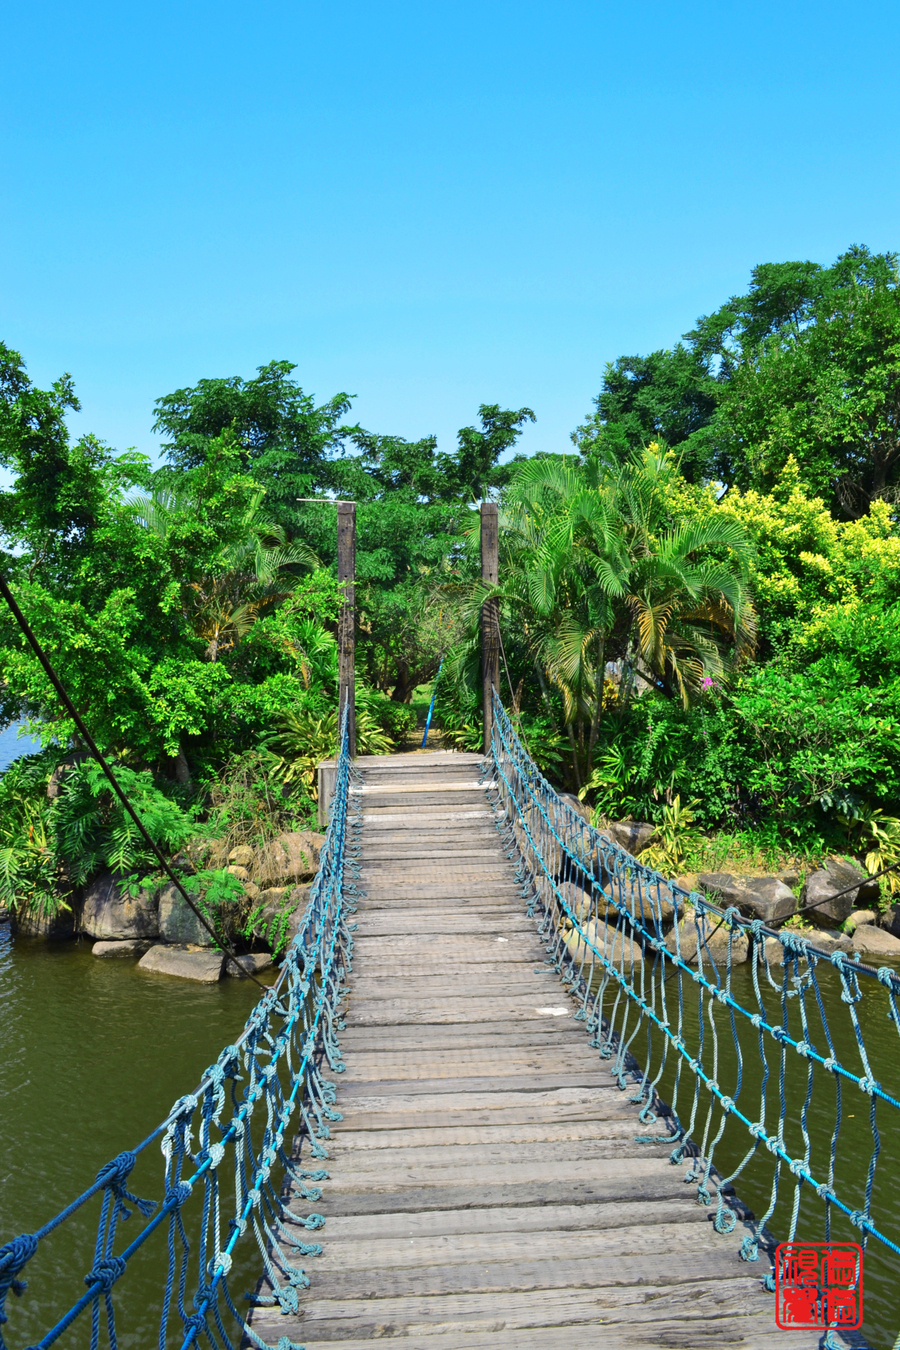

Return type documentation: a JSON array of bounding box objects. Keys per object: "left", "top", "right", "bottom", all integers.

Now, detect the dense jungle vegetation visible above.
[{"left": 2, "top": 242, "right": 900, "bottom": 918}]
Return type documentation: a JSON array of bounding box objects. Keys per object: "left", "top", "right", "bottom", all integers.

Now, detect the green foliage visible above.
[
  {"left": 51, "top": 761, "right": 197, "bottom": 886},
  {"left": 0, "top": 752, "right": 63, "bottom": 915},
  {"left": 575, "top": 246, "right": 900, "bottom": 521},
  {"left": 641, "top": 796, "right": 697, "bottom": 874}
]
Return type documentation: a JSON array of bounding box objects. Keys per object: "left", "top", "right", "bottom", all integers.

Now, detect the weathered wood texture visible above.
[{"left": 250, "top": 752, "right": 841, "bottom": 1349}]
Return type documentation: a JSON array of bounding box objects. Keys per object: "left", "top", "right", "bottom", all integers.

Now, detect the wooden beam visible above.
[
  {"left": 337, "top": 500, "right": 356, "bottom": 758},
  {"left": 480, "top": 500, "right": 499, "bottom": 755}
]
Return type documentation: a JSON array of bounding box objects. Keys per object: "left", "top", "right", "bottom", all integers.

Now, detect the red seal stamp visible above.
[{"left": 775, "top": 1242, "right": 863, "bottom": 1330}]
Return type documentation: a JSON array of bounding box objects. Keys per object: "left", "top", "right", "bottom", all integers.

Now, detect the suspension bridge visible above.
[
  {"left": 3, "top": 692, "right": 899, "bottom": 1350},
  {"left": 2, "top": 497, "right": 900, "bottom": 1349}
]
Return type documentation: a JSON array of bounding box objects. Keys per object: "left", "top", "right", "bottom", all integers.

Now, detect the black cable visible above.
[{"left": 0, "top": 573, "right": 266, "bottom": 988}]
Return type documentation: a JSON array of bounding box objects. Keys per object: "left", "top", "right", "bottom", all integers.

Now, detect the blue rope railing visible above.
[
  {"left": 486, "top": 689, "right": 900, "bottom": 1348},
  {"left": 0, "top": 705, "right": 361, "bottom": 1350}
]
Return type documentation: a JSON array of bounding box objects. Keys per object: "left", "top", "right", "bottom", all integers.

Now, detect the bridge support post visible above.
[
  {"left": 338, "top": 501, "right": 356, "bottom": 758},
  {"left": 480, "top": 500, "right": 500, "bottom": 755}
]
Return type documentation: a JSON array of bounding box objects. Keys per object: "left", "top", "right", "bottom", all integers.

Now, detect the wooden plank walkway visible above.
[{"left": 251, "top": 752, "right": 837, "bottom": 1349}]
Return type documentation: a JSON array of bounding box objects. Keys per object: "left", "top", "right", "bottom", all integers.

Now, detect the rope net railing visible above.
[
  {"left": 0, "top": 707, "right": 360, "bottom": 1350},
  {"left": 486, "top": 689, "right": 900, "bottom": 1348}
]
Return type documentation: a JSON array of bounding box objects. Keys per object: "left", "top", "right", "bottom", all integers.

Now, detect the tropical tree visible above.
[{"left": 491, "top": 446, "right": 757, "bottom": 785}]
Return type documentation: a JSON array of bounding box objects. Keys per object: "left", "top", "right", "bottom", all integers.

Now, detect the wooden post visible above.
[
  {"left": 480, "top": 500, "right": 500, "bottom": 755},
  {"left": 337, "top": 501, "right": 356, "bottom": 758}
]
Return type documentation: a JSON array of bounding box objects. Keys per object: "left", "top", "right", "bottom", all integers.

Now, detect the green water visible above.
[{"left": 0, "top": 927, "right": 272, "bottom": 1349}]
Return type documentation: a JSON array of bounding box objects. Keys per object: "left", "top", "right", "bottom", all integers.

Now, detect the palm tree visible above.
[{"left": 493, "top": 445, "right": 757, "bottom": 784}]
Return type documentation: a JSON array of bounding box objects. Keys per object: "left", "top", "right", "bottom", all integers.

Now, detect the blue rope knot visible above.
[
  {"left": 183, "top": 1311, "right": 206, "bottom": 1335},
  {"left": 795, "top": 1041, "right": 812, "bottom": 1057},
  {"left": 750, "top": 1014, "right": 763, "bottom": 1029},
  {"left": 849, "top": 1209, "right": 872, "bottom": 1232},
  {"left": 723, "top": 906, "right": 741, "bottom": 929},
  {"left": 95, "top": 1150, "right": 136, "bottom": 1190},
  {"left": 749, "top": 1122, "right": 767, "bottom": 1141},
  {"left": 770, "top": 1025, "right": 788, "bottom": 1043},
  {"left": 788, "top": 1159, "right": 807, "bottom": 1178},
  {"left": 207, "top": 1143, "right": 226, "bottom": 1170},
  {"left": 211, "top": 1251, "right": 232, "bottom": 1275},
  {"left": 0, "top": 1231, "right": 38, "bottom": 1302},
  {"left": 706, "top": 1078, "right": 719, "bottom": 1094},
  {"left": 85, "top": 1256, "right": 126, "bottom": 1292},
  {"left": 276, "top": 1338, "right": 305, "bottom": 1350},
  {"left": 719, "top": 1096, "right": 735, "bottom": 1113},
  {"left": 857, "top": 1075, "right": 878, "bottom": 1095},
  {"left": 822, "top": 1056, "right": 837, "bottom": 1073},
  {"left": 165, "top": 1181, "right": 193, "bottom": 1207},
  {"left": 749, "top": 919, "right": 764, "bottom": 938},
  {"left": 816, "top": 1183, "right": 836, "bottom": 1201},
  {"left": 298, "top": 1213, "right": 325, "bottom": 1230},
  {"left": 830, "top": 950, "right": 847, "bottom": 969},
  {"left": 740, "top": 1235, "right": 759, "bottom": 1262},
  {"left": 876, "top": 965, "right": 900, "bottom": 987}
]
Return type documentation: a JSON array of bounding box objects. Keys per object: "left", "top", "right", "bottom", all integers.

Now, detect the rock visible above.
[
  {"left": 762, "top": 931, "right": 856, "bottom": 966},
  {"left": 158, "top": 885, "right": 217, "bottom": 947},
  {"left": 665, "top": 913, "right": 750, "bottom": 965},
  {"left": 80, "top": 872, "right": 160, "bottom": 940},
  {"left": 846, "top": 909, "right": 877, "bottom": 931},
  {"left": 138, "top": 945, "right": 224, "bottom": 982},
  {"left": 802, "top": 858, "right": 879, "bottom": 928},
  {"left": 847, "top": 925, "right": 900, "bottom": 960},
  {"left": 607, "top": 821, "right": 657, "bottom": 856},
  {"left": 225, "top": 952, "right": 275, "bottom": 977},
  {"left": 558, "top": 793, "right": 593, "bottom": 824},
  {"left": 92, "top": 938, "right": 154, "bottom": 957},
  {"left": 46, "top": 751, "right": 89, "bottom": 799},
  {"left": 881, "top": 903, "right": 900, "bottom": 938},
  {"left": 14, "top": 904, "right": 76, "bottom": 939},
  {"left": 776, "top": 869, "right": 801, "bottom": 889},
  {"left": 563, "top": 916, "right": 642, "bottom": 967},
  {"left": 228, "top": 845, "right": 255, "bottom": 868},
  {"left": 555, "top": 880, "right": 592, "bottom": 921},
  {"left": 253, "top": 831, "right": 325, "bottom": 888},
  {"left": 251, "top": 884, "right": 311, "bottom": 949},
  {"left": 696, "top": 873, "right": 795, "bottom": 926},
  {"left": 226, "top": 864, "right": 251, "bottom": 883}
]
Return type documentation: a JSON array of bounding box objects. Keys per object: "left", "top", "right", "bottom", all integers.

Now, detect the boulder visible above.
[
  {"left": 253, "top": 831, "right": 325, "bottom": 889},
  {"left": 92, "top": 938, "right": 154, "bottom": 958},
  {"left": 158, "top": 885, "right": 217, "bottom": 947},
  {"left": 607, "top": 821, "right": 657, "bottom": 857},
  {"left": 226, "top": 864, "right": 251, "bottom": 883},
  {"left": 848, "top": 925, "right": 900, "bottom": 960},
  {"left": 227, "top": 845, "right": 255, "bottom": 868},
  {"left": 251, "top": 884, "right": 311, "bottom": 949},
  {"left": 696, "top": 873, "right": 795, "bottom": 926},
  {"left": 846, "top": 909, "right": 877, "bottom": 932},
  {"left": 80, "top": 872, "right": 160, "bottom": 940},
  {"left": 665, "top": 913, "right": 750, "bottom": 965},
  {"left": 14, "top": 904, "right": 76, "bottom": 939},
  {"left": 226, "top": 952, "right": 275, "bottom": 977},
  {"left": 563, "top": 916, "right": 642, "bottom": 967},
  {"left": 138, "top": 945, "right": 224, "bottom": 982},
  {"left": 881, "top": 903, "right": 900, "bottom": 939},
  {"left": 558, "top": 793, "right": 593, "bottom": 824},
  {"left": 801, "top": 858, "right": 879, "bottom": 928},
  {"left": 762, "top": 931, "right": 856, "bottom": 966}
]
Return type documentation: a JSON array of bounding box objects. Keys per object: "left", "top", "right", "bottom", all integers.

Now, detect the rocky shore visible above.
[{"left": 6, "top": 829, "right": 327, "bottom": 981}]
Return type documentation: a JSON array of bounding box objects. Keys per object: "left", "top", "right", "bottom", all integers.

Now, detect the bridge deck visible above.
[{"left": 252, "top": 753, "right": 825, "bottom": 1349}]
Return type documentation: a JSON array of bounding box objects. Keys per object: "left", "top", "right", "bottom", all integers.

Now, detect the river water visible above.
[
  {"left": 2, "top": 911, "right": 900, "bottom": 1345},
  {"left": 0, "top": 932, "right": 271, "bottom": 1349}
]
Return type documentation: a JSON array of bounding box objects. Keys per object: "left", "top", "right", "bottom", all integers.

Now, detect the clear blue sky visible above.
[{"left": 2, "top": 0, "right": 899, "bottom": 464}]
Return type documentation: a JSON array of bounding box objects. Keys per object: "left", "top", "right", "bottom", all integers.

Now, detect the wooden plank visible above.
[
  {"left": 249, "top": 1279, "right": 823, "bottom": 1346},
  {"left": 246, "top": 755, "right": 789, "bottom": 1350}
]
